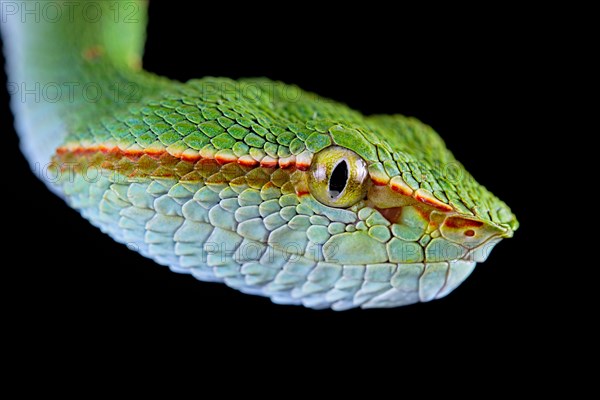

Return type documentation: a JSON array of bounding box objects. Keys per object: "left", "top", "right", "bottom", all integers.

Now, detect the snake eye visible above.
[{"left": 307, "top": 146, "right": 369, "bottom": 208}]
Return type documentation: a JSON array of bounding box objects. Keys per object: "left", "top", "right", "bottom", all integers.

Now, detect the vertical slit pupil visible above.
[{"left": 329, "top": 161, "right": 348, "bottom": 198}]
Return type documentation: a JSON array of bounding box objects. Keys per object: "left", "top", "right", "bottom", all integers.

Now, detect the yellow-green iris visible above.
[{"left": 308, "top": 146, "right": 369, "bottom": 208}]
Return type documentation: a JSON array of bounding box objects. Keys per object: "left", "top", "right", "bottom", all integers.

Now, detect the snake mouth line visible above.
[{"left": 460, "top": 235, "right": 505, "bottom": 263}]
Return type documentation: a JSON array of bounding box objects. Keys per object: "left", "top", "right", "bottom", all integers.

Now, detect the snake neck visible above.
[{"left": 1, "top": 0, "right": 166, "bottom": 169}]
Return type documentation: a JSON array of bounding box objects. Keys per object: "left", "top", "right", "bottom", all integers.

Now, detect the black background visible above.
[{"left": 1, "top": 3, "right": 547, "bottom": 355}]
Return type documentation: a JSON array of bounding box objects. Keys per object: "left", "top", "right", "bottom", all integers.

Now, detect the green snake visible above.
[{"left": 1, "top": 1, "right": 517, "bottom": 310}]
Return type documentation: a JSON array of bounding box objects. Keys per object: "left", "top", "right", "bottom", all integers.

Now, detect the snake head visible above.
[
  {"left": 294, "top": 119, "right": 517, "bottom": 307},
  {"left": 51, "top": 79, "right": 517, "bottom": 310}
]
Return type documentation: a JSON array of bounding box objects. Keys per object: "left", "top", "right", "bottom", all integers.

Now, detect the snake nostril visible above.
[{"left": 464, "top": 229, "right": 475, "bottom": 237}]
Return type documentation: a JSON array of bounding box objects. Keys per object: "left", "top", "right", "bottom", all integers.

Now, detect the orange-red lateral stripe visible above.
[
  {"left": 373, "top": 176, "right": 454, "bottom": 213},
  {"left": 414, "top": 190, "right": 453, "bottom": 212},
  {"left": 56, "top": 145, "right": 303, "bottom": 170},
  {"left": 57, "top": 145, "right": 456, "bottom": 213}
]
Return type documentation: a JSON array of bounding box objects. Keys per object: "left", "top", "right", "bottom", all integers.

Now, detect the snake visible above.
[{"left": 1, "top": 0, "right": 517, "bottom": 310}]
